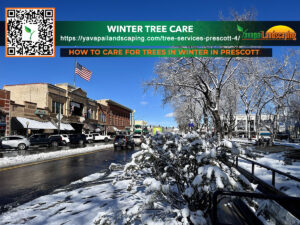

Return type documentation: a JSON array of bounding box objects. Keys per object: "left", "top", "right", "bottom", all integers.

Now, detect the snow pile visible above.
[
  {"left": 122, "top": 132, "right": 255, "bottom": 224},
  {"left": 0, "top": 144, "right": 113, "bottom": 168},
  {"left": 238, "top": 152, "right": 300, "bottom": 197}
]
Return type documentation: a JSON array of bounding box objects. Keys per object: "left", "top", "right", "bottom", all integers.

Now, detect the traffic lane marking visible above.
[{"left": 0, "top": 147, "right": 113, "bottom": 172}]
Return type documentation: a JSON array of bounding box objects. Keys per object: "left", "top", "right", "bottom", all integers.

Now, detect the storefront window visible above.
[
  {"left": 70, "top": 102, "right": 83, "bottom": 116},
  {"left": 52, "top": 101, "right": 64, "bottom": 114},
  {"left": 237, "top": 120, "right": 246, "bottom": 130}
]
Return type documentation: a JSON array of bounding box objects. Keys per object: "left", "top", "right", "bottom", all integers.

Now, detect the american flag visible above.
[{"left": 75, "top": 62, "right": 92, "bottom": 81}]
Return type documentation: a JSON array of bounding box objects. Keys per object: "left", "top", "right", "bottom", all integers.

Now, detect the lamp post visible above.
[{"left": 26, "top": 121, "right": 29, "bottom": 137}]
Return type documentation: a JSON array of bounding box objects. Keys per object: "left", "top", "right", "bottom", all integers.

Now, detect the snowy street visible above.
[{"left": 0, "top": 146, "right": 138, "bottom": 214}]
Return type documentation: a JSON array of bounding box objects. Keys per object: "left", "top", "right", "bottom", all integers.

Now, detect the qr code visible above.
[{"left": 5, "top": 8, "right": 55, "bottom": 57}]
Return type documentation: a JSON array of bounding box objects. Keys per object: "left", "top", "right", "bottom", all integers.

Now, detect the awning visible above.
[
  {"left": 96, "top": 125, "right": 105, "bottom": 132},
  {"left": 70, "top": 101, "right": 81, "bottom": 108},
  {"left": 107, "top": 126, "right": 119, "bottom": 133},
  {"left": 83, "top": 123, "right": 97, "bottom": 131},
  {"left": 58, "top": 123, "right": 74, "bottom": 131},
  {"left": 16, "top": 117, "right": 57, "bottom": 130}
]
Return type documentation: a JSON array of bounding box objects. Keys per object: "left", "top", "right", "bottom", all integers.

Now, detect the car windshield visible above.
[{"left": 115, "top": 136, "right": 125, "bottom": 141}]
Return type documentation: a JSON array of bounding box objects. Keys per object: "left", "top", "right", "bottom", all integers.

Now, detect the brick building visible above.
[
  {"left": 97, "top": 99, "right": 132, "bottom": 133},
  {"left": 0, "top": 90, "right": 10, "bottom": 136}
]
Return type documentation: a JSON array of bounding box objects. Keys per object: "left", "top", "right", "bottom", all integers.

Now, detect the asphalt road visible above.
[{"left": 0, "top": 146, "right": 136, "bottom": 214}]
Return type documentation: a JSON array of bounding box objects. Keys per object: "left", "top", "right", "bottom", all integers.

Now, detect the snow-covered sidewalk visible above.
[
  {"left": 229, "top": 138, "right": 256, "bottom": 144},
  {"left": 226, "top": 138, "right": 300, "bottom": 150},
  {"left": 274, "top": 141, "right": 300, "bottom": 149},
  {"left": 0, "top": 144, "right": 113, "bottom": 169},
  {"left": 238, "top": 152, "right": 300, "bottom": 197},
  {"left": 0, "top": 167, "right": 180, "bottom": 225}
]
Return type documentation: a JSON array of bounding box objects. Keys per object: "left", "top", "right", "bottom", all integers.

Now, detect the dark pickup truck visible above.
[
  {"left": 29, "top": 134, "right": 63, "bottom": 147},
  {"left": 69, "top": 134, "right": 87, "bottom": 145}
]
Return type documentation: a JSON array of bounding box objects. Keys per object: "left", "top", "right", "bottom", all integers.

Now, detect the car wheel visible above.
[
  {"left": 18, "top": 143, "right": 26, "bottom": 150},
  {"left": 88, "top": 139, "right": 92, "bottom": 144},
  {"left": 104, "top": 137, "right": 108, "bottom": 142},
  {"left": 51, "top": 141, "right": 58, "bottom": 147},
  {"left": 79, "top": 140, "right": 84, "bottom": 146},
  {"left": 62, "top": 141, "right": 67, "bottom": 145}
]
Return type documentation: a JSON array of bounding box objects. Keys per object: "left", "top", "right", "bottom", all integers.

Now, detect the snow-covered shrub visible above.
[{"left": 124, "top": 132, "right": 255, "bottom": 223}]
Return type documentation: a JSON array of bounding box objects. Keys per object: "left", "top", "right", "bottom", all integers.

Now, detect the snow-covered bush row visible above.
[{"left": 122, "top": 132, "right": 256, "bottom": 224}]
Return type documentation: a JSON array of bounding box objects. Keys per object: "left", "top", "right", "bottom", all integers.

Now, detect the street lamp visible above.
[{"left": 26, "top": 121, "right": 29, "bottom": 137}]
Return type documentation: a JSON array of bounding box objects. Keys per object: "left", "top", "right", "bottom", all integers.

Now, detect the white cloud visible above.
[
  {"left": 140, "top": 101, "right": 148, "bottom": 105},
  {"left": 165, "top": 112, "right": 175, "bottom": 118}
]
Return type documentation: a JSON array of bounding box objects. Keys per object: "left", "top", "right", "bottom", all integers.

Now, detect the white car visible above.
[
  {"left": 0, "top": 135, "right": 30, "bottom": 150},
  {"left": 85, "top": 134, "right": 94, "bottom": 143},
  {"left": 60, "top": 134, "right": 70, "bottom": 145},
  {"left": 92, "top": 133, "right": 111, "bottom": 142},
  {"left": 132, "top": 135, "right": 143, "bottom": 146},
  {"left": 50, "top": 134, "right": 69, "bottom": 145}
]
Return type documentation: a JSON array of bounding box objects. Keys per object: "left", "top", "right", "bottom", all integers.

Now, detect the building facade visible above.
[
  {"left": 221, "top": 114, "right": 286, "bottom": 137},
  {"left": 97, "top": 99, "right": 132, "bottom": 133},
  {"left": 0, "top": 90, "right": 10, "bottom": 136},
  {"left": 3, "top": 83, "right": 133, "bottom": 135}
]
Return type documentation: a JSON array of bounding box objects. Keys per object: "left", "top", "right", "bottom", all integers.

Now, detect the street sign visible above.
[
  {"left": 188, "top": 123, "right": 194, "bottom": 127},
  {"left": 56, "top": 113, "right": 63, "bottom": 120}
]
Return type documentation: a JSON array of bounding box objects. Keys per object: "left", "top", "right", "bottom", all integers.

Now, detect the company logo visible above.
[
  {"left": 22, "top": 24, "right": 38, "bottom": 42},
  {"left": 237, "top": 25, "right": 296, "bottom": 41}
]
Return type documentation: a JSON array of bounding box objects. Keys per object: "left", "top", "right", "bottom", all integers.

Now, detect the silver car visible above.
[{"left": 0, "top": 135, "right": 30, "bottom": 150}]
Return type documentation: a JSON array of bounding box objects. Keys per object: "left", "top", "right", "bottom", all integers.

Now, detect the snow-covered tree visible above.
[
  {"left": 124, "top": 133, "right": 256, "bottom": 224},
  {"left": 146, "top": 56, "right": 240, "bottom": 139}
]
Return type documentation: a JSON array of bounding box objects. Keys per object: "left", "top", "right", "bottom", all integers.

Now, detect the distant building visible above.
[
  {"left": 135, "top": 120, "right": 147, "bottom": 126},
  {"left": 97, "top": 99, "right": 133, "bottom": 133},
  {"left": 221, "top": 113, "right": 287, "bottom": 137},
  {"left": 134, "top": 120, "right": 148, "bottom": 134}
]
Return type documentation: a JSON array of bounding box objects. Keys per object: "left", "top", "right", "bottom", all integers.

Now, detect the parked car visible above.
[
  {"left": 29, "top": 134, "right": 63, "bottom": 147},
  {"left": 276, "top": 132, "right": 290, "bottom": 140},
  {"left": 132, "top": 134, "right": 143, "bottom": 146},
  {"left": 85, "top": 134, "right": 94, "bottom": 143},
  {"left": 113, "top": 135, "right": 134, "bottom": 150},
  {"left": 92, "top": 133, "right": 111, "bottom": 142},
  {"left": 0, "top": 135, "right": 30, "bottom": 150},
  {"left": 69, "top": 134, "right": 87, "bottom": 145},
  {"left": 49, "top": 134, "right": 69, "bottom": 145}
]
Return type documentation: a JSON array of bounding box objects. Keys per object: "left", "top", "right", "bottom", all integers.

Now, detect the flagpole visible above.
[{"left": 74, "top": 57, "right": 77, "bottom": 87}]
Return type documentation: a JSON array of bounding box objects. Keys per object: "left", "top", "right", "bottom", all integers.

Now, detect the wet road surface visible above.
[{"left": 0, "top": 147, "right": 136, "bottom": 214}]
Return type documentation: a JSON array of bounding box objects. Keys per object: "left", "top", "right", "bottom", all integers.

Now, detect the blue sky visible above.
[{"left": 0, "top": 0, "right": 300, "bottom": 127}]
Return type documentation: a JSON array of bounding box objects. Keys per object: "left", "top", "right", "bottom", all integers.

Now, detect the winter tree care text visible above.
[{"left": 107, "top": 25, "right": 194, "bottom": 33}]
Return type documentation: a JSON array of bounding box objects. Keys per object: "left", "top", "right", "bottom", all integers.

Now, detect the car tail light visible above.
[{"left": 125, "top": 136, "right": 127, "bottom": 142}]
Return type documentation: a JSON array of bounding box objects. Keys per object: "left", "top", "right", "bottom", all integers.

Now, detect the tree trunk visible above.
[{"left": 212, "top": 110, "right": 224, "bottom": 140}]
